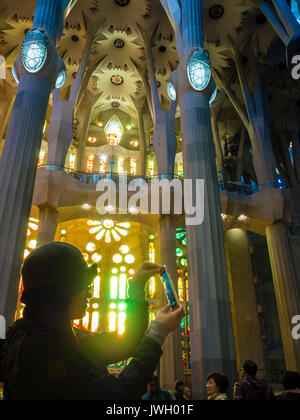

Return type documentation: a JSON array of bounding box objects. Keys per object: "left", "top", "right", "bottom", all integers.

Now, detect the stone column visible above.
[
  {"left": 159, "top": 215, "right": 184, "bottom": 390},
  {"left": 137, "top": 107, "right": 147, "bottom": 177},
  {"left": 37, "top": 205, "right": 59, "bottom": 246},
  {"left": 160, "top": 0, "right": 237, "bottom": 399},
  {"left": 0, "top": 0, "right": 71, "bottom": 325},
  {"left": 225, "top": 229, "right": 266, "bottom": 372},
  {"left": 265, "top": 222, "right": 300, "bottom": 371}
]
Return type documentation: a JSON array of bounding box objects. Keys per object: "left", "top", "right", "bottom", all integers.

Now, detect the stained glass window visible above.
[
  {"left": 148, "top": 235, "right": 156, "bottom": 299},
  {"left": 118, "top": 158, "right": 125, "bottom": 174},
  {"left": 176, "top": 228, "right": 191, "bottom": 370},
  {"left": 130, "top": 159, "right": 137, "bottom": 176},
  {"left": 38, "top": 151, "right": 46, "bottom": 167},
  {"left": 291, "top": 0, "right": 300, "bottom": 23},
  {"left": 105, "top": 115, "right": 124, "bottom": 147},
  {"left": 177, "top": 162, "right": 184, "bottom": 177},
  {"left": 99, "top": 156, "right": 107, "bottom": 174},
  {"left": 87, "top": 155, "right": 95, "bottom": 173},
  {"left": 148, "top": 161, "right": 154, "bottom": 177},
  {"left": 68, "top": 153, "right": 76, "bottom": 170}
]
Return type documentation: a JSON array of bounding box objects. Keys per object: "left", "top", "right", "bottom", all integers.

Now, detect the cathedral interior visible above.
[{"left": 0, "top": 0, "right": 300, "bottom": 400}]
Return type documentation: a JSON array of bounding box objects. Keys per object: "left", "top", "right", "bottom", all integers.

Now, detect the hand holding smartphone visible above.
[{"left": 160, "top": 266, "right": 180, "bottom": 310}]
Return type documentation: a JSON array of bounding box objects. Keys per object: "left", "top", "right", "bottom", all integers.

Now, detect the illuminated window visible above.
[
  {"left": 99, "top": 156, "right": 107, "bottom": 174},
  {"left": 148, "top": 235, "right": 156, "bottom": 299},
  {"left": 148, "top": 161, "right": 154, "bottom": 177},
  {"left": 91, "top": 312, "right": 99, "bottom": 333},
  {"left": 118, "top": 158, "right": 125, "bottom": 174},
  {"left": 82, "top": 312, "right": 89, "bottom": 330},
  {"left": 68, "top": 153, "right": 76, "bottom": 170},
  {"left": 88, "top": 220, "right": 130, "bottom": 243},
  {"left": 38, "top": 151, "right": 46, "bottom": 167},
  {"left": 105, "top": 115, "right": 124, "bottom": 147},
  {"left": 130, "top": 159, "right": 137, "bottom": 176},
  {"left": 177, "top": 162, "right": 183, "bottom": 177},
  {"left": 93, "top": 276, "right": 100, "bottom": 298},
  {"left": 109, "top": 312, "right": 117, "bottom": 332},
  {"left": 87, "top": 155, "right": 95, "bottom": 173}
]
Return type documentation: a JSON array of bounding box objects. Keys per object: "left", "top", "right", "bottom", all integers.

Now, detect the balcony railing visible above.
[{"left": 38, "top": 165, "right": 288, "bottom": 195}]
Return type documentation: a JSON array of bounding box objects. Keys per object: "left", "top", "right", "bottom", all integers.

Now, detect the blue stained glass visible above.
[
  {"left": 209, "top": 88, "right": 217, "bottom": 104},
  {"left": 21, "top": 30, "right": 47, "bottom": 74},
  {"left": 291, "top": 0, "right": 300, "bottom": 23},
  {"left": 55, "top": 70, "right": 67, "bottom": 89},
  {"left": 167, "top": 82, "right": 177, "bottom": 101},
  {"left": 187, "top": 50, "right": 212, "bottom": 91}
]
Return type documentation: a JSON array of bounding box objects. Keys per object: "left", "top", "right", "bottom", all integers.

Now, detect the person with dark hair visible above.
[
  {"left": 174, "top": 380, "right": 188, "bottom": 400},
  {"left": 143, "top": 375, "right": 174, "bottom": 400},
  {"left": 206, "top": 372, "right": 230, "bottom": 400},
  {"left": 276, "top": 372, "right": 300, "bottom": 400},
  {"left": 0, "top": 242, "right": 184, "bottom": 400},
  {"left": 234, "top": 361, "right": 274, "bottom": 400}
]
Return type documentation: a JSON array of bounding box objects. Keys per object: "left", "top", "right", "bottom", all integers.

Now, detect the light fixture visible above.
[
  {"left": 82, "top": 203, "right": 91, "bottom": 210},
  {"left": 97, "top": 121, "right": 104, "bottom": 127},
  {"left": 11, "top": 67, "right": 19, "bottom": 84},
  {"left": 167, "top": 81, "right": 177, "bottom": 101},
  {"left": 209, "top": 88, "right": 218, "bottom": 105},
  {"left": 21, "top": 30, "right": 48, "bottom": 74},
  {"left": 187, "top": 50, "right": 212, "bottom": 91},
  {"left": 239, "top": 215, "right": 247, "bottom": 220},
  {"left": 55, "top": 70, "right": 67, "bottom": 89}
]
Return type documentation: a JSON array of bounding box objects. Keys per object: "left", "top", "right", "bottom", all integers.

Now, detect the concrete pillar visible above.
[
  {"left": 0, "top": 0, "right": 71, "bottom": 325},
  {"left": 225, "top": 229, "right": 266, "bottom": 372},
  {"left": 37, "top": 205, "right": 59, "bottom": 246},
  {"left": 159, "top": 215, "right": 184, "bottom": 391},
  {"left": 265, "top": 222, "right": 300, "bottom": 371}
]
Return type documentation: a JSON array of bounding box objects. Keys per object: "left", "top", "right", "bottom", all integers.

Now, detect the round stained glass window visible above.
[
  {"left": 167, "top": 82, "right": 177, "bottom": 101},
  {"left": 187, "top": 50, "right": 212, "bottom": 92},
  {"left": 21, "top": 30, "right": 48, "bottom": 74},
  {"left": 55, "top": 70, "right": 67, "bottom": 89}
]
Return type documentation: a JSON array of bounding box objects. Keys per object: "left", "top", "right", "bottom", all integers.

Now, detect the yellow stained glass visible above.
[
  {"left": 110, "top": 276, "right": 118, "bottom": 299},
  {"left": 109, "top": 312, "right": 117, "bottom": 332},
  {"left": 87, "top": 155, "right": 95, "bottom": 173},
  {"left": 118, "top": 158, "right": 125, "bottom": 174},
  {"left": 93, "top": 276, "right": 100, "bottom": 298},
  {"left": 130, "top": 159, "right": 137, "bottom": 176},
  {"left": 91, "top": 312, "right": 99, "bottom": 333},
  {"left": 82, "top": 312, "right": 89, "bottom": 330},
  {"left": 68, "top": 153, "right": 76, "bottom": 170},
  {"left": 118, "top": 312, "right": 126, "bottom": 335}
]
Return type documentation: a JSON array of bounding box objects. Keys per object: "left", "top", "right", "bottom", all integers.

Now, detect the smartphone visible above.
[{"left": 160, "top": 266, "right": 180, "bottom": 309}]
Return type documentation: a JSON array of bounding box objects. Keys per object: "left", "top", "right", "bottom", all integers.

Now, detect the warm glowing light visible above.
[
  {"left": 99, "top": 156, "right": 107, "bottom": 174},
  {"left": 118, "top": 158, "right": 125, "bottom": 174},
  {"left": 82, "top": 203, "right": 91, "bottom": 210},
  {"left": 88, "top": 220, "right": 130, "bottom": 243},
  {"left": 130, "top": 140, "right": 139, "bottom": 148},
  {"left": 28, "top": 240, "right": 37, "bottom": 249},
  {"left": 109, "top": 312, "right": 117, "bottom": 332},
  {"left": 105, "top": 115, "right": 124, "bottom": 147},
  {"left": 129, "top": 269, "right": 135, "bottom": 276},
  {"left": 91, "top": 312, "right": 99, "bottom": 333},
  {"left": 38, "top": 151, "right": 46, "bottom": 167},
  {"left": 87, "top": 155, "right": 95, "bottom": 173},
  {"left": 110, "top": 277, "right": 118, "bottom": 299},
  {"left": 130, "top": 159, "right": 137, "bottom": 176},
  {"left": 82, "top": 312, "right": 89, "bottom": 330},
  {"left": 125, "top": 255, "right": 135, "bottom": 264},
  {"left": 88, "top": 137, "right": 97, "bottom": 144},
  {"left": 177, "top": 162, "right": 183, "bottom": 177},
  {"left": 239, "top": 215, "right": 247, "bottom": 221},
  {"left": 148, "top": 161, "right": 154, "bottom": 177},
  {"left": 93, "top": 276, "right": 100, "bottom": 298},
  {"left": 113, "top": 254, "right": 123, "bottom": 264},
  {"left": 110, "top": 303, "right": 117, "bottom": 310},
  {"left": 118, "top": 312, "right": 126, "bottom": 335},
  {"left": 120, "top": 245, "right": 129, "bottom": 254},
  {"left": 68, "top": 153, "right": 76, "bottom": 170},
  {"left": 91, "top": 253, "right": 102, "bottom": 263},
  {"left": 24, "top": 249, "right": 30, "bottom": 259},
  {"left": 86, "top": 243, "right": 96, "bottom": 252},
  {"left": 112, "top": 268, "right": 118, "bottom": 275}
]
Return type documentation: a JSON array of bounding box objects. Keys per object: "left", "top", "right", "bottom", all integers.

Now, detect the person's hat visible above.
[{"left": 21, "top": 242, "right": 98, "bottom": 307}]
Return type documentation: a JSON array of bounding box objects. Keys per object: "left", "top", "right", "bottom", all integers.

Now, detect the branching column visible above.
[
  {"left": 37, "top": 205, "right": 59, "bottom": 246},
  {"left": 159, "top": 215, "right": 184, "bottom": 390},
  {"left": 161, "top": 0, "right": 237, "bottom": 399},
  {"left": 0, "top": 0, "right": 71, "bottom": 324},
  {"left": 266, "top": 222, "right": 300, "bottom": 371}
]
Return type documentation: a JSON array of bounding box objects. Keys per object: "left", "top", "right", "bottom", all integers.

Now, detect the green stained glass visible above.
[
  {"left": 176, "top": 248, "right": 184, "bottom": 257},
  {"left": 176, "top": 232, "right": 185, "bottom": 240},
  {"left": 180, "top": 258, "right": 187, "bottom": 267},
  {"left": 182, "top": 238, "right": 187, "bottom": 246}
]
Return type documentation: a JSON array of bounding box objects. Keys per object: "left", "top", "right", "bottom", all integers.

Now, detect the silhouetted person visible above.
[
  {"left": 234, "top": 361, "right": 274, "bottom": 400},
  {"left": 0, "top": 243, "right": 184, "bottom": 400},
  {"left": 276, "top": 372, "right": 300, "bottom": 400},
  {"left": 174, "top": 380, "right": 188, "bottom": 400}
]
